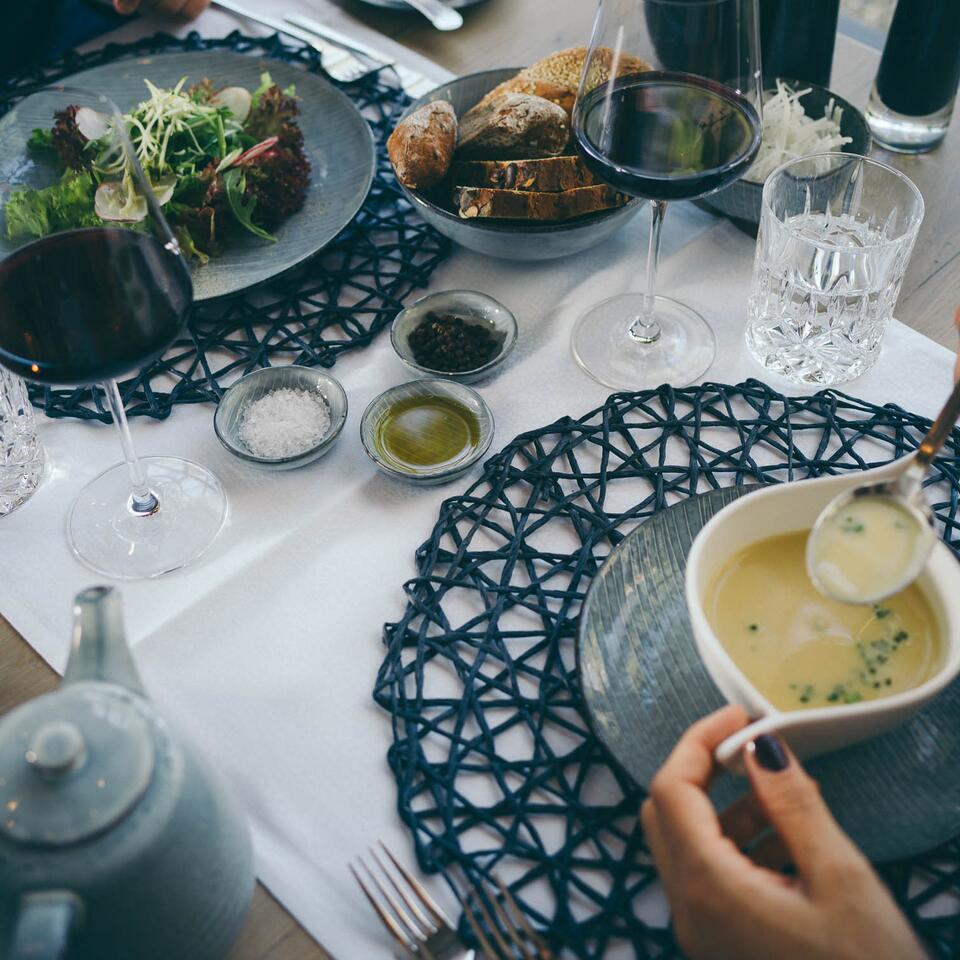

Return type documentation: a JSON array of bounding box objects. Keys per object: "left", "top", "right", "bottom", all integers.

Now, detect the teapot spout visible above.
[{"left": 64, "top": 587, "right": 145, "bottom": 696}]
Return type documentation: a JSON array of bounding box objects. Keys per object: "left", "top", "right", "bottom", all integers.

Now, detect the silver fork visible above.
[
  {"left": 458, "top": 870, "right": 554, "bottom": 960},
  {"left": 211, "top": 0, "right": 388, "bottom": 84},
  {"left": 351, "top": 844, "right": 552, "bottom": 959},
  {"left": 351, "top": 844, "right": 472, "bottom": 959}
]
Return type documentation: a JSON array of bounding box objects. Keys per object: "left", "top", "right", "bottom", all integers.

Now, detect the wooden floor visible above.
[{"left": 2, "top": 3, "right": 958, "bottom": 958}]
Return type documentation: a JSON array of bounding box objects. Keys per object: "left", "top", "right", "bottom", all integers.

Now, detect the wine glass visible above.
[
  {"left": 572, "top": 0, "right": 763, "bottom": 390},
  {"left": 0, "top": 86, "right": 226, "bottom": 579}
]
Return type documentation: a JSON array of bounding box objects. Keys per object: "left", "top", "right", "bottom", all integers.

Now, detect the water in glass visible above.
[{"left": 746, "top": 154, "right": 923, "bottom": 386}]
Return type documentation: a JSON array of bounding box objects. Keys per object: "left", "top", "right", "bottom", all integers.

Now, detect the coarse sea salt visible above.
[{"left": 239, "top": 387, "right": 331, "bottom": 459}]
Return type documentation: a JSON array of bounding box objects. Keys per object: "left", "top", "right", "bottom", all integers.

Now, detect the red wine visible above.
[
  {"left": 0, "top": 228, "right": 191, "bottom": 385},
  {"left": 574, "top": 72, "right": 761, "bottom": 202}
]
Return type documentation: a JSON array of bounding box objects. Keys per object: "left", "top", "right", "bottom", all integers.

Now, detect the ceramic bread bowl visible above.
[
  {"left": 392, "top": 68, "right": 643, "bottom": 261},
  {"left": 685, "top": 457, "right": 960, "bottom": 767}
]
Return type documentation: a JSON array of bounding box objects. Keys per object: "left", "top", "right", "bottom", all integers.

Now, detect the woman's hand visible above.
[
  {"left": 113, "top": 0, "right": 210, "bottom": 18},
  {"left": 641, "top": 707, "right": 927, "bottom": 960}
]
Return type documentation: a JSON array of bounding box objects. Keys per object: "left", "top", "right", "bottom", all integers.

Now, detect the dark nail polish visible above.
[{"left": 753, "top": 734, "right": 789, "bottom": 772}]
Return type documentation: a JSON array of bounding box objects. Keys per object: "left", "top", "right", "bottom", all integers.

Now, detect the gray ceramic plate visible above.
[
  {"left": 578, "top": 487, "right": 960, "bottom": 862},
  {"left": 11, "top": 50, "right": 375, "bottom": 301}
]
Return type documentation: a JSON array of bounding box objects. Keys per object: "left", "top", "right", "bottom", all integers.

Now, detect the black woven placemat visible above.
[
  {"left": 375, "top": 379, "right": 960, "bottom": 959},
  {"left": 0, "top": 30, "right": 450, "bottom": 423}
]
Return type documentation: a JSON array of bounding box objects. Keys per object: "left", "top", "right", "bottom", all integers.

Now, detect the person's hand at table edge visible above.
[
  {"left": 641, "top": 706, "right": 928, "bottom": 960},
  {"left": 112, "top": 0, "right": 210, "bottom": 18}
]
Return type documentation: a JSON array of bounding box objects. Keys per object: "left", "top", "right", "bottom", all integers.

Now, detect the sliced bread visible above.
[
  {"left": 454, "top": 183, "right": 627, "bottom": 222},
  {"left": 451, "top": 156, "right": 598, "bottom": 192}
]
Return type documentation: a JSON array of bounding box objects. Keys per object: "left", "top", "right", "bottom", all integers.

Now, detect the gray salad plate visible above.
[
  {"left": 7, "top": 50, "right": 375, "bottom": 301},
  {"left": 578, "top": 487, "right": 960, "bottom": 863}
]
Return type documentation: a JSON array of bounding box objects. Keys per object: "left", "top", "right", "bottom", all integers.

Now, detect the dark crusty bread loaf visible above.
[
  {"left": 451, "top": 156, "right": 597, "bottom": 192},
  {"left": 457, "top": 93, "right": 570, "bottom": 160},
  {"left": 454, "top": 183, "right": 627, "bottom": 221},
  {"left": 387, "top": 100, "right": 457, "bottom": 189}
]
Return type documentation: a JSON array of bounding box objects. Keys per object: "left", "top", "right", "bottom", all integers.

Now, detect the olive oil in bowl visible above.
[
  {"left": 360, "top": 379, "right": 494, "bottom": 484},
  {"left": 376, "top": 395, "right": 480, "bottom": 472}
]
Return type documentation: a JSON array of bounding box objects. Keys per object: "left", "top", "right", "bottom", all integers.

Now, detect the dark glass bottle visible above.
[
  {"left": 759, "top": 0, "right": 839, "bottom": 87},
  {"left": 867, "top": 0, "right": 960, "bottom": 152}
]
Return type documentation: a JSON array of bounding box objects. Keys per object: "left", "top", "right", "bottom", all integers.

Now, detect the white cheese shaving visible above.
[{"left": 744, "top": 80, "right": 853, "bottom": 184}]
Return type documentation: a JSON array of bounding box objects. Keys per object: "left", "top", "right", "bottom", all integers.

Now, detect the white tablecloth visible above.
[{"left": 3, "top": 6, "right": 958, "bottom": 957}]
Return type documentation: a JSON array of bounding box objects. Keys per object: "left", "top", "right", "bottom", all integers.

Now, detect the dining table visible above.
[{"left": 1, "top": 2, "right": 959, "bottom": 959}]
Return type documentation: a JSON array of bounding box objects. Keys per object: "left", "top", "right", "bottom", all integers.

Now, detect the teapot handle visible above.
[{"left": 9, "top": 890, "right": 83, "bottom": 960}]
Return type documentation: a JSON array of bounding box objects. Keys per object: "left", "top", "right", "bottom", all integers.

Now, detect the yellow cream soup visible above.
[
  {"left": 706, "top": 531, "right": 941, "bottom": 711},
  {"left": 810, "top": 496, "right": 926, "bottom": 603}
]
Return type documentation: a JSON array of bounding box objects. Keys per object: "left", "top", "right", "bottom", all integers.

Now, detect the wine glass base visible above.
[
  {"left": 571, "top": 294, "right": 717, "bottom": 391},
  {"left": 67, "top": 457, "right": 227, "bottom": 580}
]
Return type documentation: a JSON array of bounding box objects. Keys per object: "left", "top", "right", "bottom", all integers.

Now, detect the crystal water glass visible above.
[
  {"left": 0, "top": 367, "right": 43, "bottom": 517},
  {"left": 746, "top": 153, "right": 924, "bottom": 386}
]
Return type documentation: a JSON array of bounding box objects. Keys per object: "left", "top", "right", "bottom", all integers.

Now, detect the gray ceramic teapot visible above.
[{"left": 0, "top": 587, "right": 254, "bottom": 959}]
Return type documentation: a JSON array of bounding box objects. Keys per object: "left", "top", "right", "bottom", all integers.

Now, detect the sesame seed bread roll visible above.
[{"left": 469, "top": 47, "right": 654, "bottom": 120}]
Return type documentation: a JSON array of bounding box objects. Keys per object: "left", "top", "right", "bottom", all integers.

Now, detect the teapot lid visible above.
[{"left": 0, "top": 683, "right": 154, "bottom": 847}]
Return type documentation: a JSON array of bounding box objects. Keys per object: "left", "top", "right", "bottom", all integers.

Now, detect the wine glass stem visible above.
[
  {"left": 629, "top": 199, "right": 667, "bottom": 344},
  {"left": 102, "top": 379, "right": 159, "bottom": 516}
]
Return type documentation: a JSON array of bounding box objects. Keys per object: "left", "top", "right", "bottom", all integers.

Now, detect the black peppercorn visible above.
[{"left": 407, "top": 312, "right": 503, "bottom": 373}]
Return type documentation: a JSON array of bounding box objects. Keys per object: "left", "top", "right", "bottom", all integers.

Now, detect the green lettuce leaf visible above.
[
  {"left": 5, "top": 169, "right": 101, "bottom": 241},
  {"left": 26, "top": 127, "right": 58, "bottom": 162},
  {"left": 222, "top": 167, "right": 276, "bottom": 242}
]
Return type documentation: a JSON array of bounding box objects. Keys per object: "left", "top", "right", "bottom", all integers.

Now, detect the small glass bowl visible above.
[
  {"left": 214, "top": 366, "right": 348, "bottom": 470},
  {"left": 360, "top": 378, "right": 495, "bottom": 485},
  {"left": 390, "top": 290, "right": 518, "bottom": 384}
]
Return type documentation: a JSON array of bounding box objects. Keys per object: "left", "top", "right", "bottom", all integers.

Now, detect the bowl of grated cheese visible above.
[
  {"left": 700, "top": 79, "right": 871, "bottom": 232},
  {"left": 214, "top": 365, "right": 348, "bottom": 469}
]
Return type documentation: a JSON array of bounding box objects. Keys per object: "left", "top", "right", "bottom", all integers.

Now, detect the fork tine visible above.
[
  {"left": 379, "top": 841, "right": 453, "bottom": 928},
  {"left": 483, "top": 886, "right": 537, "bottom": 960},
  {"left": 493, "top": 875, "right": 554, "bottom": 960},
  {"left": 465, "top": 883, "right": 515, "bottom": 959},
  {"left": 478, "top": 876, "right": 535, "bottom": 960},
  {"left": 371, "top": 846, "right": 437, "bottom": 935},
  {"left": 350, "top": 863, "right": 418, "bottom": 956},
  {"left": 360, "top": 858, "right": 429, "bottom": 941},
  {"left": 460, "top": 888, "right": 504, "bottom": 960}
]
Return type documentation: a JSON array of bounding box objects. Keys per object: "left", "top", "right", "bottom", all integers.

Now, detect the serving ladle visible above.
[{"left": 807, "top": 377, "right": 960, "bottom": 605}]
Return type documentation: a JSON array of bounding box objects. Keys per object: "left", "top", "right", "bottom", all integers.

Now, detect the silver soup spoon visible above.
[{"left": 807, "top": 377, "right": 960, "bottom": 605}]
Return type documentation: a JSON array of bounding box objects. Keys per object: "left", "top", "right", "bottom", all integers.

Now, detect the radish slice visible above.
[
  {"left": 210, "top": 86, "right": 252, "bottom": 123},
  {"left": 216, "top": 147, "right": 243, "bottom": 173},
  {"left": 150, "top": 174, "right": 177, "bottom": 207},
  {"left": 95, "top": 181, "right": 147, "bottom": 222},
  {"left": 234, "top": 135, "right": 279, "bottom": 166},
  {"left": 75, "top": 107, "right": 110, "bottom": 141}
]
